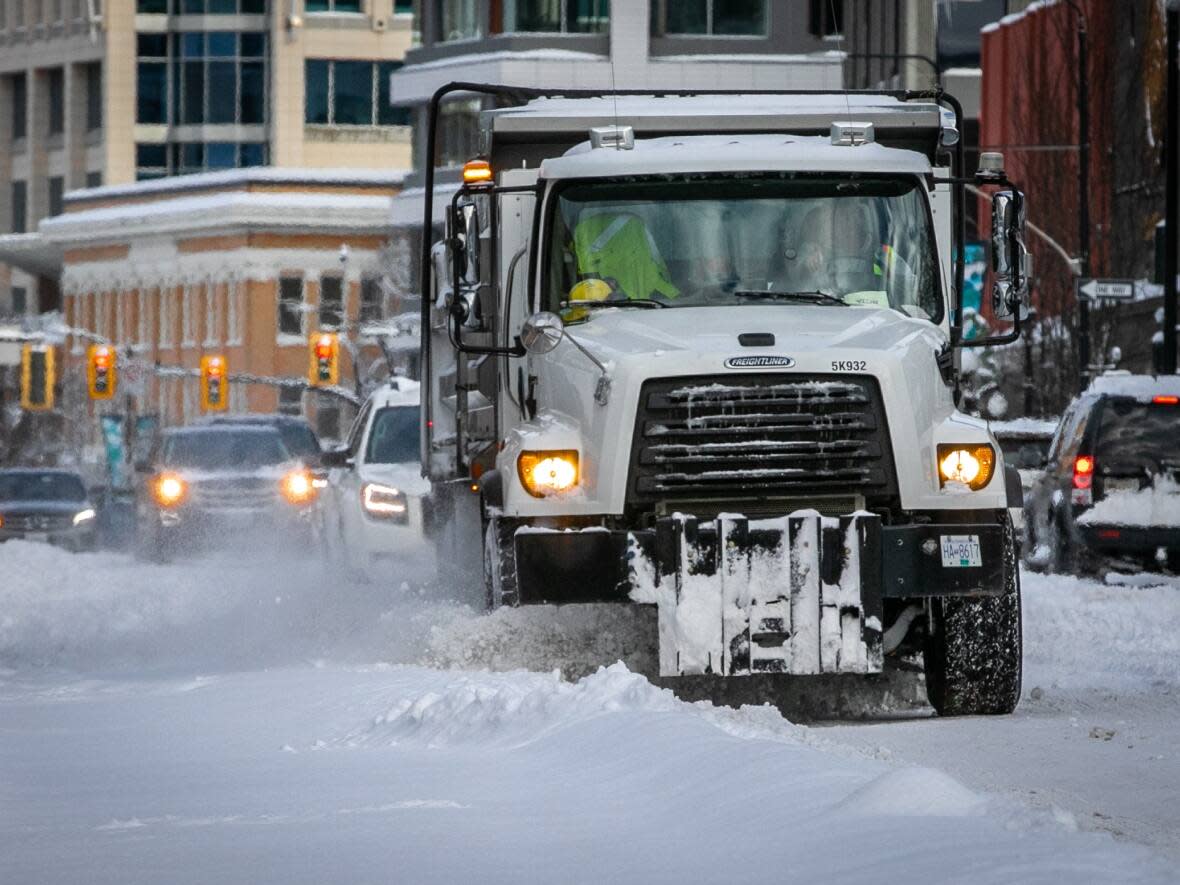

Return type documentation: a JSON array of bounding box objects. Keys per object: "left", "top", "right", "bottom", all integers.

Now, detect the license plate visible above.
[
  {"left": 1105, "top": 478, "right": 1139, "bottom": 493},
  {"left": 940, "top": 534, "right": 982, "bottom": 568}
]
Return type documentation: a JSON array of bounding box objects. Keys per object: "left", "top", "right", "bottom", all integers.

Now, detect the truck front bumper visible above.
[{"left": 514, "top": 513, "right": 1008, "bottom": 677}]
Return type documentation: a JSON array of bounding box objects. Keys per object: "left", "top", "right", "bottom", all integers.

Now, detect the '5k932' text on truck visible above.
[{"left": 415, "top": 86, "right": 1032, "bottom": 716}]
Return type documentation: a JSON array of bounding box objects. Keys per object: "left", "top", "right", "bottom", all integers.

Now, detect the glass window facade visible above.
[
  {"left": 48, "top": 69, "right": 65, "bottom": 135},
  {"left": 306, "top": 0, "right": 360, "bottom": 11},
  {"left": 319, "top": 275, "right": 344, "bottom": 328},
  {"left": 305, "top": 60, "right": 410, "bottom": 126},
  {"left": 138, "top": 0, "right": 265, "bottom": 12},
  {"left": 85, "top": 63, "right": 103, "bottom": 131},
  {"left": 440, "top": 0, "right": 479, "bottom": 41},
  {"left": 10, "top": 74, "right": 26, "bottom": 140},
  {"left": 136, "top": 141, "right": 268, "bottom": 179},
  {"left": 11, "top": 181, "right": 27, "bottom": 233},
  {"left": 652, "top": 0, "right": 766, "bottom": 36},
  {"left": 48, "top": 176, "right": 64, "bottom": 217},
  {"left": 278, "top": 277, "right": 304, "bottom": 336},
  {"left": 505, "top": 0, "right": 608, "bottom": 33}
]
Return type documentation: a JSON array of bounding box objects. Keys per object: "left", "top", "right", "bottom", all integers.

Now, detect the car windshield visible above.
[
  {"left": 365, "top": 406, "right": 420, "bottom": 465},
  {"left": 547, "top": 174, "right": 942, "bottom": 321},
  {"left": 0, "top": 472, "right": 87, "bottom": 502},
  {"left": 1094, "top": 400, "right": 1180, "bottom": 472},
  {"left": 275, "top": 424, "right": 320, "bottom": 458},
  {"left": 162, "top": 430, "right": 290, "bottom": 470}
]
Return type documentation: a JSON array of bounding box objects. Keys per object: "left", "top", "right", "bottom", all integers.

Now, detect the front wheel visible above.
[
  {"left": 482, "top": 516, "right": 519, "bottom": 610},
  {"left": 923, "top": 519, "right": 1023, "bottom": 716}
]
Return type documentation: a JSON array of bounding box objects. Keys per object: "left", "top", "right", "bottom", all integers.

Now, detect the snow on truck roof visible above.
[
  {"left": 539, "top": 134, "right": 931, "bottom": 181},
  {"left": 1085, "top": 373, "right": 1180, "bottom": 402},
  {"left": 485, "top": 94, "right": 944, "bottom": 135}
]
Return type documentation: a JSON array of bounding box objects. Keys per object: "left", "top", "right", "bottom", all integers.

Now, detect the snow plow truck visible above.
[{"left": 418, "top": 84, "right": 1031, "bottom": 716}]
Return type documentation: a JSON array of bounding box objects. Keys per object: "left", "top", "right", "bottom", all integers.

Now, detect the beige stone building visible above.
[
  {"left": 0, "top": 0, "right": 415, "bottom": 317},
  {"left": 41, "top": 168, "right": 406, "bottom": 438}
]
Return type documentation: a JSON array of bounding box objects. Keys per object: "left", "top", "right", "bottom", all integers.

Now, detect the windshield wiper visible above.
[
  {"left": 732, "top": 290, "right": 848, "bottom": 306},
  {"left": 563, "top": 298, "right": 666, "bottom": 310}
]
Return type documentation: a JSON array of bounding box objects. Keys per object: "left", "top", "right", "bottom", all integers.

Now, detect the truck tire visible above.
[
  {"left": 923, "top": 519, "right": 1022, "bottom": 716},
  {"left": 482, "top": 517, "right": 519, "bottom": 610}
]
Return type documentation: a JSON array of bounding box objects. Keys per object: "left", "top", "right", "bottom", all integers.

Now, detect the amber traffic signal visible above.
[
  {"left": 86, "top": 344, "right": 117, "bottom": 400},
  {"left": 308, "top": 331, "right": 339, "bottom": 387},
  {"left": 20, "top": 345, "right": 55, "bottom": 411},
  {"left": 200, "top": 354, "right": 229, "bottom": 411}
]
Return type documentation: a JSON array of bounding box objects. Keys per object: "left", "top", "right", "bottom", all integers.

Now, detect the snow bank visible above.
[{"left": 1021, "top": 570, "right": 1180, "bottom": 694}]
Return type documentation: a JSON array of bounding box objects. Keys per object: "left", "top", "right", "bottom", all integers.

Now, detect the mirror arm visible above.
[
  {"left": 450, "top": 308, "right": 526, "bottom": 357},
  {"left": 957, "top": 305, "right": 1024, "bottom": 348}
]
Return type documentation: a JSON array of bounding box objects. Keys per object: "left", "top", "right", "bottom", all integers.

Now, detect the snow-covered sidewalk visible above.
[{"left": 0, "top": 542, "right": 1178, "bottom": 883}]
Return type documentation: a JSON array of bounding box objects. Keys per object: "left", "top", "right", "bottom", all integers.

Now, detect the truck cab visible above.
[{"left": 416, "top": 88, "right": 1031, "bottom": 716}]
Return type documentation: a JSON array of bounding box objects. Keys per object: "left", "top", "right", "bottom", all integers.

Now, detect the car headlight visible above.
[
  {"left": 280, "top": 470, "right": 317, "bottom": 505},
  {"left": 362, "top": 483, "right": 408, "bottom": 521},
  {"left": 517, "top": 450, "right": 579, "bottom": 497},
  {"left": 153, "top": 474, "right": 187, "bottom": 507},
  {"left": 73, "top": 508, "right": 96, "bottom": 526},
  {"left": 937, "top": 444, "right": 996, "bottom": 490}
]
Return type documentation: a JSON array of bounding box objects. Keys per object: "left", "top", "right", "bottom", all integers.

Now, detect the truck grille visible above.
[
  {"left": 2, "top": 512, "right": 74, "bottom": 532},
  {"left": 627, "top": 374, "right": 896, "bottom": 508},
  {"left": 190, "top": 477, "right": 280, "bottom": 510}
]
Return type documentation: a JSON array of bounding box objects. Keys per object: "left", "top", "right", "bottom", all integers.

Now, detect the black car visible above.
[
  {"left": 135, "top": 424, "right": 319, "bottom": 561},
  {"left": 0, "top": 468, "right": 97, "bottom": 551},
  {"left": 1025, "top": 375, "right": 1180, "bottom": 573}
]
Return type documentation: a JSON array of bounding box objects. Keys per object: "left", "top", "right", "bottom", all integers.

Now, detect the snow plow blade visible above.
[{"left": 629, "top": 513, "right": 884, "bottom": 678}]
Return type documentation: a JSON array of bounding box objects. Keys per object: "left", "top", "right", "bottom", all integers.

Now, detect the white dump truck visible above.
[{"left": 418, "top": 84, "right": 1031, "bottom": 716}]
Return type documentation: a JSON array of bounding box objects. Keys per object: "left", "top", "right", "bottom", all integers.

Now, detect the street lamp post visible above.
[{"left": 1062, "top": 1, "right": 1091, "bottom": 391}]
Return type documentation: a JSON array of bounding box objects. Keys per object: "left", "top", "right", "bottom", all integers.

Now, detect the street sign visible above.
[{"left": 1077, "top": 278, "right": 1136, "bottom": 300}]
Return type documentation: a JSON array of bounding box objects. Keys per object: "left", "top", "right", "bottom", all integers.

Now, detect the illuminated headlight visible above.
[
  {"left": 153, "top": 474, "right": 187, "bottom": 507},
  {"left": 362, "top": 483, "right": 408, "bottom": 521},
  {"left": 937, "top": 444, "right": 996, "bottom": 491},
  {"left": 72, "top": 508, "right": 96, "bottom": 526},
  {"left": 280, "top": 470, "right": 317, "bottom": 505},
  {"left": 517, "top": 450, "right": 579, "bottom": 497}
]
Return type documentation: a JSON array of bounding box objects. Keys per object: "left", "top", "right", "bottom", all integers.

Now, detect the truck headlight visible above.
[
  {"left": 72, "top": 508, "right": 96, "bottom": 526},
  {"left": 937, "top": 444, "right": 996, "bottom": 490},
  {"left": 280, "top": 470, "right": 317, "bottom": 505},
  {"left": 153, "top": 474, "right": 187, "bottom": 507},
  {"left": 362, "top": 483, "right": 408, "bottom": 521},
  {"left": 517, "top": 450, "right": 579, "bottom": 497}
]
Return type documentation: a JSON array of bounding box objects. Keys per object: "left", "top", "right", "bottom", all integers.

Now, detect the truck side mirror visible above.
[
  {"left": 991, "top": 189, "right": 1031, "bottom": 319},
  {"left": 448, "top": 200, "right": 482, "bottom": 327},
  {"left": 520, "top": 311, "right": 565, "bottom": 355}
]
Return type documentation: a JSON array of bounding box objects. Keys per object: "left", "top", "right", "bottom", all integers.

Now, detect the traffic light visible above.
[
  {"left": 200, "top": 354, "right": 228, "bottom": 411},
  {"left": 20, "top": 345, "right": 54, "bottom": 411},
  {"left": 87, "top": 344, "right": 117, "bottom": 400},
  {"left": 308, "top": 331, "right": 339, "bottom": 387}
]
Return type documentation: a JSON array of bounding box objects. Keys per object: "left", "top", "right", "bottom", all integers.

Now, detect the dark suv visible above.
[
  {"left": 135, "top": 424, "right": 319, "bottom": 561},
  {"left": 1025, "top": 374, "right": 1180, "bottom": 573}
]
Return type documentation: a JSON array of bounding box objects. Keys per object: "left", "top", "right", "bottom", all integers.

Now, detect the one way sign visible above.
[{"left": 1077, "top": 278, "right": 1136, "bottom": 300}]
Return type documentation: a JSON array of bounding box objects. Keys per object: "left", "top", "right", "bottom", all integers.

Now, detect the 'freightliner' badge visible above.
[{"left": 724, "top": 356, "right": 796, "bottom": 369}]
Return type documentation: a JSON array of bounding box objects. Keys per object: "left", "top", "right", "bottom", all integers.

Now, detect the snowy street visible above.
[{"left": 1, "top": 541, "right": 1178, "bottom": 884}]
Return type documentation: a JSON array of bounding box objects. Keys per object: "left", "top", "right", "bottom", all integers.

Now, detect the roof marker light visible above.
[{"left": 462, "top": 159, "right": 493, "bottom": 184}]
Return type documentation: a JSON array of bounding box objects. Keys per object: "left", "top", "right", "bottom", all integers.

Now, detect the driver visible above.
[{"left": 569, "top": 211, "right": 680, "bottom": 303}]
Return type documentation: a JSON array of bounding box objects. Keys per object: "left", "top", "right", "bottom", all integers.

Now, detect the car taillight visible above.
[
  {"left": 1073, "top": 455, "right": 1094, "bottom": 490},
  {"left": 1153, "top": 395, "right": 1179, "bottom": 405}
]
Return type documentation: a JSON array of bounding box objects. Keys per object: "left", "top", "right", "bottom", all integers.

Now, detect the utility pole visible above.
[
  {"left": 1064, "top": 1, "right": 1091, "bottom": 391},
  {"left": 1164, "top": 0, "right": 1179, "bottom": 375}
]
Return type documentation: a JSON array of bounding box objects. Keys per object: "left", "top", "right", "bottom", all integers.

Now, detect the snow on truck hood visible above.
[
  {"left": 562, "top": 304, "right": 942, "bottom": 363},
  {"left": 540, "top": 134, "right": 931, "bottom": 181}
]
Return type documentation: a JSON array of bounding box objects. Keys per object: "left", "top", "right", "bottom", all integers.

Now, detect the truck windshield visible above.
[{"left": 546, "top": 175, "right": 942, "bottom": 321}]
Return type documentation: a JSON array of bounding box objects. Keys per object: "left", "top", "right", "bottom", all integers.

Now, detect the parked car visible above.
[
  {"left": 322, "top": 377, "right": 429, "bottom": 576},
  {"left": 1025, "top": 373, "right": 1180, "bottom": 573},
  {"left": 0, "top": 468, "right": 97, "bottom": 551},
  {"left": 135, "top": 424, "right": 319, "bottom": 561}
]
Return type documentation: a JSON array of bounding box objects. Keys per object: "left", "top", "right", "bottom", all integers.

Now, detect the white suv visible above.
[{"left": 323, "top": 377, "right": 429, "bottom": 573}]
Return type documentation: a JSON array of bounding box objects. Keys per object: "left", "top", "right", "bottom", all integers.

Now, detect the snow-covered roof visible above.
[
  {"left": 65, "top": 167, "right": 408, "bottom": 205},
  {"left": 1086, "top": 372, "right": 1180, "bottom": 402},
  {"left": 488, "top": 93, "right": 942, "bottom": 139},
  {"left": 540, "top": 134, "right": 930, "bottom": 181},
  {"left": 368, "top": 375, "right": 421, "bottom": 407},
  {"left": 988, "top": 417, "right": 1059, "bottom": 438}
]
